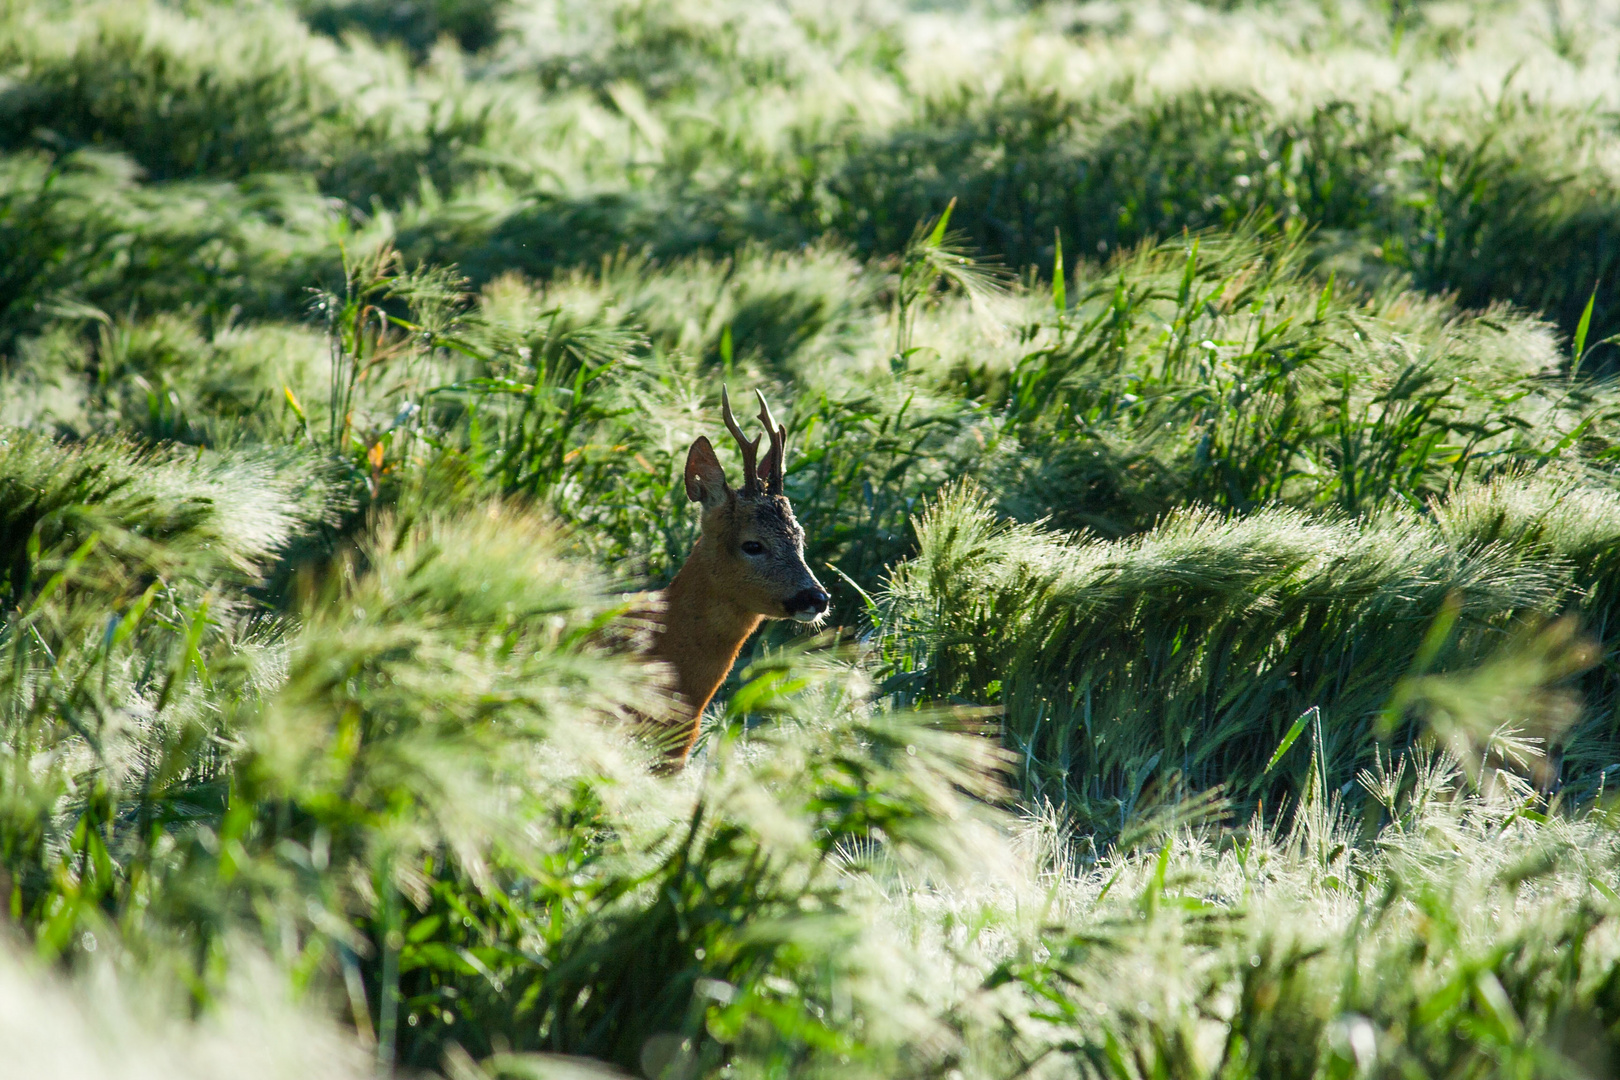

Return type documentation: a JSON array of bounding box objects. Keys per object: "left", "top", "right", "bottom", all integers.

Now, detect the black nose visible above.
[{"left": 788, "top": 587, "right": 829, "bottom": 615}]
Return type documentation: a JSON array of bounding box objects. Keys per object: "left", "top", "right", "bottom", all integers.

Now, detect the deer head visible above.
[{"left": 681, "top": 388, "right": 828, "bottom": 623}]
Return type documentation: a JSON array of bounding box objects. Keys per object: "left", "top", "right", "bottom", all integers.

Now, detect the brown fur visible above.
[{"left": 645, "top": 430, "right": 825, "bottom": 766}]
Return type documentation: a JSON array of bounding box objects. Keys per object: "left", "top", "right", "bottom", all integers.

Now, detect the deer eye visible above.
[{"left": 740, "top": 541, "right": 765, "bottom": 556}]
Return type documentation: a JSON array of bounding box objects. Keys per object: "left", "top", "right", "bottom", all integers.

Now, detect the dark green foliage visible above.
[
  {"left": 11, "top": 0, "right": 1620, "bottom": 350},
  {"left": 7, "top": 3, "right": 1620, "bottom": 1079},
  {"left": 0, "top": 435, "right": 341, "bottom": 976},
  {"left": 384, "top": 690, "right": 1005, "bottom": 1075},
  {"left": 0, "top": 430, "right": 338, "bottom": 607},
  {"left": 987, "top": 797, "right": 1620, "bottom": 1079},
  {"left": 300, "top": 0, "right": 508, "bottom": 57},
  {"left": 828, "top": 80, "right": 1620, "bottom": 351},
  {"left": 882, "top": 478, "right": 1620, "bottom": 829},
  {"left": 0, "top": 6, "right": 326, "bottom": 182},
  {"left": 981, "top": 231, "right": 1620, "bottom": 534},
  {"left": 0, "top": 150, "right": 339, "bottom": 345}
]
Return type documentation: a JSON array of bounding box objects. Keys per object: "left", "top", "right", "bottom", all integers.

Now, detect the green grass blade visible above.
[
  {"left": 1573, "top": 283, "right": 1597, "bottom": 376},
  {"left": 927, "top": 197, "right": 957, "bottom": 248},
  {"left": 825, "top": 561, "right": 880, "bottom": 626},
  {"left": 1052, "top": 229, "right": 1066, "bottom": 317},
  {"left": 1265, "top": 709, "right": 1314, "bottom": 774}
]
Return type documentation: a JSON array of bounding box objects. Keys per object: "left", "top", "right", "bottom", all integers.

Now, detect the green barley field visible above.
[{"left": 8, "top": 1, "right": 1620, "bottom": 1076}]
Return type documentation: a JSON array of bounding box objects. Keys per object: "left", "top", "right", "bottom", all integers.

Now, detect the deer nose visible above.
[{"left": 787, "top": 587, "right": 829, "bottom": 622}]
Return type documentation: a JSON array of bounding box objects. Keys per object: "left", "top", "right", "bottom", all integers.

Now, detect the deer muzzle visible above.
[{"left": 786, "top": 586, "right": 830, "bottom": 622}]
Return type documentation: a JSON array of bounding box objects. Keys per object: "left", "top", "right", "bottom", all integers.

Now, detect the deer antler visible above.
[
  {"left": 720, "top": 386, "right": 761, "bottom": 496},
  {"left": 756, "top": 389, "right": 786, "bottom": 497}
]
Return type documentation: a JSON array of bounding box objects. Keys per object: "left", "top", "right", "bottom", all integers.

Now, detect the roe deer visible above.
[{"left": 646, "top": 388, "right": 829, "bottom": 766}]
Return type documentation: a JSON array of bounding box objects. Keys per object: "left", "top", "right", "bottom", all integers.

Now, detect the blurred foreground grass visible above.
[{"left": 7, "top": 1, "right": 1620, "bottom": 1078}]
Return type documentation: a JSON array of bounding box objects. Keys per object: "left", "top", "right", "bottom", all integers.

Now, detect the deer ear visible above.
[{"left": 683, "top": 436, "right": 729, "bottom": 508}]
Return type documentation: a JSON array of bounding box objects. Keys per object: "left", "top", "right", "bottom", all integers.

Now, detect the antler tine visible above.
[
  {"left": 755, "top": 389, "right": 787, "bottom": 496},
  {"left": 720, "top": 385, "right": 761, "bottom": 496}
]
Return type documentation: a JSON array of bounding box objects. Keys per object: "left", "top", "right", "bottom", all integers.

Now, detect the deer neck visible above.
[{"left": 652, "top": 535, "right": 763, "bottom": 720}]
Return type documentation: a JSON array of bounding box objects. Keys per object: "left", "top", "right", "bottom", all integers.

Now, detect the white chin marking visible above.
[{"left": 791, "top": 610, "right": 820, "bottom": 623}]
